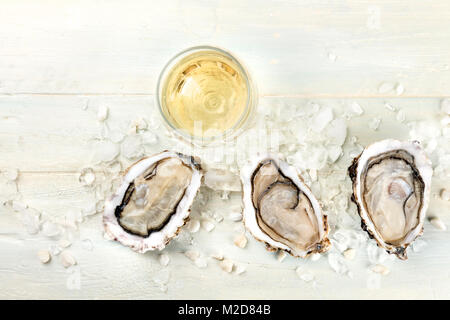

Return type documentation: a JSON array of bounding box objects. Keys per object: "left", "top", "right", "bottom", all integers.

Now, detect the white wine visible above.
[{"left": 160, "top": 49, "right": 249, "bottom": 139}]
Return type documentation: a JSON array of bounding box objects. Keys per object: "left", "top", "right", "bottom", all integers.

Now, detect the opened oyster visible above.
[
  {"left": 103, "top": 151, "right": 203, "bottom": 252},
  {"left": 348, "top": 139, "right": 432, "bottom": 260},
  {"left": 240, "top": 155, "right": 330, "bottom": 258}
]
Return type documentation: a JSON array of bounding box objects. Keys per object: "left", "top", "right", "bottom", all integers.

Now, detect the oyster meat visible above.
[
  {"left": 240, "top": 155, "right": 330, "bottom": 257},
  {"left": 103, "top": 151, "right": 203, "bottom": 252},
  {"left": 348, "top": 139, "right": 432, "bottom": 260}
]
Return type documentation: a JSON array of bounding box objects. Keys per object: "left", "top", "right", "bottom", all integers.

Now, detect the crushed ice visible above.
[{"left": 3, "top": 94, "right": 449, "bottom": 289}]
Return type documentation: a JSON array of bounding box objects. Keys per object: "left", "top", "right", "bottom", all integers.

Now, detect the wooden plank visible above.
[
  {"left": 0, "top": 95, "right": 445, "bottom": 171},
  {"left": 0, "top": 94, "right": 449, "bottom": 299},
  {"left": 1, "top": 0, "right": 450, "bottom": 96},
  {"left": 1, "top": 1, "right": 449, "bottom": 300},
  {"left": 1, "top": 187, "right": 449, "bottom": 299}
]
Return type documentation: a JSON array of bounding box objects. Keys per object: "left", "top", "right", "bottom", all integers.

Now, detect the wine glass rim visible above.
[{"left": 155, "top": 45, "right": 256, "bottom": 146}]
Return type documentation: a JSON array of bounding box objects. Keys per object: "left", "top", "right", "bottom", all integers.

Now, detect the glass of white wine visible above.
[{"left": 156, "top": 46, "right": 257, "bottom": 146}]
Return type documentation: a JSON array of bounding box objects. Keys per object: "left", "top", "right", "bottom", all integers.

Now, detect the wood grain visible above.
[
  {"left": 0, "top": 0, "right": 449, "bottom": 299},
  {"left": 1, "top": 0, "right": 450, "bottom": 96}
]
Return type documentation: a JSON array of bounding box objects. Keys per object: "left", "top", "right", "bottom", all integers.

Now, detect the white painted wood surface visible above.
[{"left": 0, "top": 0, "right": 449, "bottom": 299}]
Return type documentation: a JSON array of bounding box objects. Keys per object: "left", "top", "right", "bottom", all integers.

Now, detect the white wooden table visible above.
[{"left": 1, "top": 0, "right": 449, "bottom": 299}]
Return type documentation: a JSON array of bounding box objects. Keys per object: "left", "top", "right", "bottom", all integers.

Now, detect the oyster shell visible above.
[
  {"left": 348, "top": 139, "right": 432, "bottom": 260},
  {"left": 240, "top": 155, "right": 330, "bottom": 257},
  {"left": 103, "top": 151, "right": 203, "bottom": 252}
]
